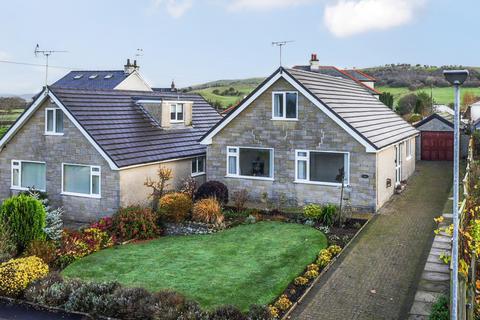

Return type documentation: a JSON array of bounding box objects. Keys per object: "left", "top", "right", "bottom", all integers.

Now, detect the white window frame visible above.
[
  {"left": 406, "top": 139, "right": 412, "bottom": 160},
  {"left": 11, "top": 160, "right": 46, "bottom": 191},
  {"left": 226, "top": 146, "right": 274, "bottom": 181},
  {"left": 272, "top": 91, "right": 298, "bottom": 120},
  {"left": 45, "top": 108, "right": 64, "bottom": 135},
  {"left": 170, "top": 103, "right": 184, "bottom": 123},
  {"left": 294, "top": 150, "right": 350, "bottom": 186},
  {"left": 191, "top": 156, "right": 206, "bottom": 177},
  {"left": 61, "top": 163, "right": 101, "bottom": 198}
]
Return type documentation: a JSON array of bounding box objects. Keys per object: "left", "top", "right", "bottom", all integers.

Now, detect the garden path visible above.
[{"left": 290, "top": 161, "right": 452, "bottom": 320}]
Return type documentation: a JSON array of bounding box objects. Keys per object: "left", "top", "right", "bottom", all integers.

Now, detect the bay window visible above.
[
  {"left": 227, "top": 147, "right": 273, "bottom": 179},
  {"left": 272, "top": 92, "right": 298, "bottom": 120},
  {"left": 62, "top": 164, "right": 101, "bottom": 197},
  {"left": 191, "top": 156, "right": 205, "bottom": 176},
  {"left": 11, "top": 160, "right": 46, "bottom": 191},
  {"left": 45, "top": 108, "right": 64, "bottom": 134},
  {"left": 295, "top": 150, "right": 349, "bottom": 185}
]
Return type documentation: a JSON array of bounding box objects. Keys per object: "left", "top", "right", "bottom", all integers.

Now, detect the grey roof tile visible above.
[
  {"left": 50, "top": 87, "right": 222, "bottom": 168},
  {"left": 52, "top": 71, "right": 129, "bottom": 90}
]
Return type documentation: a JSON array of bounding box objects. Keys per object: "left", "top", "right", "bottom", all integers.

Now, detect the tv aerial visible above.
[
  {"left": 272, "top": 40, "right": 294, "bottom": 67},
  {"left": 34, "top": 44, "right": 67, "bottom": 87}
]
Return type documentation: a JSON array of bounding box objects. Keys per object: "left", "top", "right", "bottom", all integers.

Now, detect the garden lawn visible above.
[{"left": 62, "top": 221, "right": 327, "bottom": 310}]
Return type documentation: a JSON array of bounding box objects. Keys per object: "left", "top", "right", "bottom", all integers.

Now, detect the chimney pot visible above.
[{"left": 310, "top": 53, "right": 320, "bottom": 70}]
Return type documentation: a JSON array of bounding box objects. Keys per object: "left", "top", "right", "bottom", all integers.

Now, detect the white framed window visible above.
[
  {"left": 226, "top": 146, "right": 274, "bottom": 180},
  {"left": 170, "top": 103, "right": 184, "bottom": 123},
  {"left": 11, "top": 160, "right": 46, "bottom": 191},
  {"left": 272, "top": 91, "right": 298, "bottom": 120},
  {"left": 191, "top": 156, "right": 206, "bottom": 176},
  {"left": 406, "top": 140, "right": 412, "bottom": 160},
  {"left": 62, "top": 163, "right": 101, "bottom": 198},
  {"left": 295, "top": 150, "right": 349, "bottom": 186},
  {"left": 45, "top": 108, "right": 64, "bottom": 135}
]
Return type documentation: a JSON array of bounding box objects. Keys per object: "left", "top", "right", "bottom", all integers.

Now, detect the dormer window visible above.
[
  {"left": 45, "top": 108, "right": 64, "bottom": 135},
  {"left": 89, "top": 74, "right": 98, "bottom": 79},
  {"left": 272, "top": 91, "right": 298, "bottom": 120},
  {"left": 170, "top": 103, "right": 184, "bottom": 123},
  {"left": 73, "top": 74, "right": 83, "bottom": 79}
]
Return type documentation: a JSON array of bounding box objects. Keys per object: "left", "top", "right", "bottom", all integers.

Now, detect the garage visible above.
[
  {"left": 420, "top": 131, "right": 453, "bottom": 161},
  {"left": 414, "top": 112, "right": 467, "bottom": 161}
]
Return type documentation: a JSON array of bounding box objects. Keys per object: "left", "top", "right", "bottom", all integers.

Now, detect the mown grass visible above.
[
  {"left": 192, "top": 85, "right": 255, "bottom": 109},
  {"left": 62, "top": 221, "right": 327, "bottom": 311}
]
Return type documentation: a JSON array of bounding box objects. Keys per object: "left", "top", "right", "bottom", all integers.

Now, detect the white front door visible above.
[{"left": 395, "top": 143, "right": 403, "bottom": 185}]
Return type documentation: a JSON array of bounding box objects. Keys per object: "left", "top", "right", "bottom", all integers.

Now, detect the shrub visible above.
[
  {"left": 397, "top": 93, "right": 417, "bottom": 115},
  {"left": 64, "top": 281, "right": 120, "bottom": 314},
  {"left": 0, "top": 256, "right": 49, "bottom": 296},
  {"left": 232, "top": 189, "right": 249, "bottom": 212},
  {"left": 320, "top": 204, "right": 337, "bottom": 227},
  {"left": 192, "top": 198, "right": 224, "bottom": 225},
  {"left": 24, "top": 240, "right": 57, "bottom": 266},
  {"left": 303, "top": 204, "right": 322, "bottom": 220},
  {"left": 209, "top": 305, "right": 246, "bottom": 320},
  {"left": 24, "top": 272, "right": 79, "bottom": 307},
  {"left": 57, "top": 228, "right": 114, "bottom": 268},
  {"left": 267, "top": 305, "right": 279, "bottom": 319},
  {"left": 90, "top": 216, "right": 114, "bottom": 233},
  {"left": 429, "top": 295, "right": 449, "bottom": 320},
  {"left": 247, "top": 305, "right": 272, "bottom": 320},
  {"left": 0, "top": 194, "right": 47, "bottom": 250},
  {"left": 195, "top": 181, "right": 229, "bottom": 206},
  {"left": 304, "top": 269, "right": 318, "bottom": 279},
  {"left": 180, "top": 177, "right": 198, "bottom": 200},
  {"left": 0, "top": 223, "right": 17, "bottom": 263},
  {"left": 273, "top": 294, "right": 292, "bottom": 311},
  {"left": 408, "top": 113, "right": 423, "bottom": 123},
  {"left": 113, "top": 206, "right": 160, "bottom": 241},
  {"left": 328, "top": 245, "right": 342, "bottom": 256},
  {"left": 307, "top": 263, "right": 319, "bottom": 272},
  {"left": 294, "top": 276, "right": 308, "bottom": 286},
  {"left": 159, "top": 193, "right": 193, "bottom": 223},
  {"left": 145, "top": 166, "right": 173, "bottom": 211}
]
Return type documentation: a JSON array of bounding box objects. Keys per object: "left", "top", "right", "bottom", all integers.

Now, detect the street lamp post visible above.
[{"left": 444, "top": 69, "right": 469, "bottom": 320}]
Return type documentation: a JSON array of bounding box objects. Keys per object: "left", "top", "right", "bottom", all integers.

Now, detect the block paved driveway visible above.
[{"left": 291, "top": 161, "right": 452, "bottom": 320}]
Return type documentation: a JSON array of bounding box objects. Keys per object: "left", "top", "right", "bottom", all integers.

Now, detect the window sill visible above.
[
  {"left": 44, "top": 132, "right": 64, "bottom": 136},
  {"left": 191, "top": 172, "right": 206, "bottom": 177},
  {"left": 61, "top": 192, "right": 101, "bottom": 199},
  {"left": 170, "top": 120, "right": 185, "bottom": 124},
  {"left": 11, "top": 186, "right": 46, "bottom": 192},
  {"left": 225, "top": 175, "right": 274, "bottom": 181},
  {"left": 294, "top": 180, "right": 348, "bottom": 187},
  {"left": 271, "top": 118, "right": 298, "bottom": 121}
]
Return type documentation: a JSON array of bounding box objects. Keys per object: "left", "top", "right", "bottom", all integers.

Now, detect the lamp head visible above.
[{"left": 443, "top": 70, "right": 469, "bottom": 86}]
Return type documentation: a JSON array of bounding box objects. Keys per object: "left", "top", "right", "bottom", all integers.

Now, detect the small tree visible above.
[
  {"left": 415, "top": 91, "right": 433, "bottom": 116},
  {"left": 397, "top": 93, "right": 418, "bottom": 115},
  {"left": 144, "top": 166, "right": 172, "bottom": 211},
  {"left": 379, "top": 92, "right": 394, "bottom": 109},
  {"left": 463, "top": 91, "right": 479, "bottom": 108}
]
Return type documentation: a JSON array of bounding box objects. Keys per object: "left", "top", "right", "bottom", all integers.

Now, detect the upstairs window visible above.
[
  {"left": 170, "top": 103, "right": 184, "bottom": 123},
  {"left": 45, "top": 108, "right": 64, "bottom": 135},
  {"left": 272, "top": 92, "right": 298, "bottom": 120},
  {"left": 191, "top": 156, "right": 205, "bottom": 176}
]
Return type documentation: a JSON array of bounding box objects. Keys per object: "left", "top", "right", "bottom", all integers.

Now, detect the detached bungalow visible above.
[
  {"left": 200, "top": 67, "right": 418, "bottom": 212},
  {"left": 0, "top": 61, "right": 221, "bottom": 222}
]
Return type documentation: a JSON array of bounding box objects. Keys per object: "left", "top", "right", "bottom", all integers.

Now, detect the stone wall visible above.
[
  {"left": 0, "top": 99, "right": 120, "bottom": 223},
  {"left": 206, "top": 78, "right": 377, "bottom": 211}
]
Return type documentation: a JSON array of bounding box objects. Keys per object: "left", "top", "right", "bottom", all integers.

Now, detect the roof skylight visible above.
[
  {"left": 104, "top": 74, "right": 113, "bottom": 79},
  {"left": 89, "top": 74, "right": 98, "bottom": 79},
  {"left": 73, "top": 74, "right": 83, "bottom": 79}
]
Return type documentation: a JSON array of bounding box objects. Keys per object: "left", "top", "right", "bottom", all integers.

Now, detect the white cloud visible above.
[
  {"left": 150, "top": 0, "right": 193, "bottom": 18},
  {"left": 0, "top": 51, "right": 10, "bottom": 60},
  {"left": 324, "top": 0, "right": 426, "bottom": 37},
  {"left": 228, "top": 0, "right": 314, "bottom": 11}
]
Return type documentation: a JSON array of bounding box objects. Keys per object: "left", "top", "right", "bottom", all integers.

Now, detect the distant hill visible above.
[{"left": 187, "top": 64, "right": 480, "bottom": 109}]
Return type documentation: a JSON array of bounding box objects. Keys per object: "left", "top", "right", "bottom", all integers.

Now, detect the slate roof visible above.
[
  {"left": 286, "top": 68, "right": 417, "bottom": 149},
  {"left": 203, "top": 67, "right": 417, "bottom": 150},
  {"left": 51, "top": 71, "right": 129, "bottom": 90},
  {"left": 49, "top": 87, "right": 222, "bottom": 168},
  {"left": 343, "top": 69, "right": 376, "bottom": 82}
]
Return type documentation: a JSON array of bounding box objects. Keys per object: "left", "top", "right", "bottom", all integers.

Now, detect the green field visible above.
[
  {"left": 377, "top": 86, "right": 480, "bottom": 106},
  {"left": 62, "top": 222, "right": 327, "bottom": 310},
  {"left": 193, "top": 84, "right": 255, "bottom": 109},
  {"left": 0, "top": 108, "right": 24, "bottom": 121}
]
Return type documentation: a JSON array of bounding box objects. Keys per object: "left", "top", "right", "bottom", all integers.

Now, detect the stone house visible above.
[
  {"left": 200, "top": 67, "right": 418, "bottom": 212},
  {"left": 0, "top": 61, "right": 221, "bottom": 223}
]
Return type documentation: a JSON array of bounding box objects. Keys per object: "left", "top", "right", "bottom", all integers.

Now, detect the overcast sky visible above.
[{"left": 0, "top": 0, "right": 477, "bottom": 95}]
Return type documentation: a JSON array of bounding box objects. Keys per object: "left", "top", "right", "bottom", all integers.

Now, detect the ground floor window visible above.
[
  {"left": 227, "top": 147, "right": 273, "bottom": 179},
  {"left": 295, "top": 150, "right": 349, "bottom": 185},
  {"left": 191, "top": 156, "right": 205, "bottom": 176},
  {"left": 62, "top": 164, "right": 101, "bottom": 197},
  {"left": 11, "top": 160, "right": 46, "bottom": 191}
]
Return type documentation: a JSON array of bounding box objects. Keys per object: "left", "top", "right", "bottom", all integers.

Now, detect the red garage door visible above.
[{"left": 421, "top": 131, "right": 453, "bottom": 161}]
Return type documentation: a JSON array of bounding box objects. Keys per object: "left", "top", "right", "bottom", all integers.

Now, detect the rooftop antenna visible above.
[
  {"left": 272, "top": 40, "right": 294, "bottom": 67},
  {"left": 34, "top": 44, "right": 67, "bottom": 88}
]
